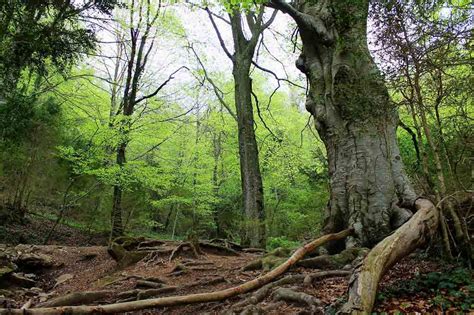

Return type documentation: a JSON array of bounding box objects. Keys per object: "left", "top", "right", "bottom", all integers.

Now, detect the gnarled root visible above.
[
  {"left": 168, "top": 242, "right": 200, "bottom": 262},
  {"left": 303, "top": 270, "right": 351, "bottom": 285},
  {"left": 340, "top": 198, "right": 439, "bottom": 314},
  {"left": 272, "top": 288, "right": 323, "bottom": 314},
  {"left": 297, "top": 247, "right": 368, "bottom": 269}
]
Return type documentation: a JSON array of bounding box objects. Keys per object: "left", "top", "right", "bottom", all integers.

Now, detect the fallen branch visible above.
[
  {"left": 340, "top": 198, "right": 439, "bottom": 314},
  {"left": 0, "top": 229, "right": 353, "bottom": 314}
]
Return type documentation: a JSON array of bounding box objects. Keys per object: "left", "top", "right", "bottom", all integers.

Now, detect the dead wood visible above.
[
  {"left": 0, "top": 229, "right": 352, "bottom": 314},
  {"left": 340, "top": 198, "right": 439, "bottom": 314},
  {"left": 37, "top": 290, "right": 114, "bottom": 307}
]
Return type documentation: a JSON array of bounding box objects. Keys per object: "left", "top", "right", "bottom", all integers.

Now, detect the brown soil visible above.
[{"left": 1, "top": 243, "right": 468, "bottom": 314}]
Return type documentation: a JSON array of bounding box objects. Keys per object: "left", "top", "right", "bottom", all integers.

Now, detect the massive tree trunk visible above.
[{"left": 273, "top": 0, "right": 417, "bottom": 248}]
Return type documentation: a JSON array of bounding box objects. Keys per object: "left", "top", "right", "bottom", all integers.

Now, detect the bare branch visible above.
[
  {"left": 134, "top": 66, "right": 189, "bottom": 105},
  {"left": 205, "top": 7, "right": 234, "bottom": 61},
  {"left": 251, "top": 80, "right": 281, "bottom": 142},
  {"left": 188, "top": 45, "right": 237, "bottom": 121}
]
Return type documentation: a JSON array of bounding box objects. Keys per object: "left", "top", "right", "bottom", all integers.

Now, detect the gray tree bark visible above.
[
  {"left": 206, "top": 7, "right": 276, "bottom": 247},
  {"left": 232, "top": 52, "right": 265, "bottom": 248},
  {"left": 273, "top": 0, "right": 417, "bottom": 248}
]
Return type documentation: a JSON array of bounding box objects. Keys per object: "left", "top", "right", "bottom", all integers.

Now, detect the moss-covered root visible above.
[
  {"left": 297, "top": 247, "right": 369, "bottom": 269},
  {"left": 242, "top": 247, "right": 292, "bottom": 271}
]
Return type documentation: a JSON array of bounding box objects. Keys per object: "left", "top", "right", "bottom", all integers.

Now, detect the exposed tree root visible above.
[
  {"left": 198, "top": 241, "right": 240, "bottom": 256},
  {"left": 168, "top": 242, "right": 200, "bottom": 262},
  {"left": 297, "top": 248, "right": 368, "bottom": 270},
  {"left": 272, "top": 288, "right": 323, "bottom": 314},
  {"left": 104, "top": 274, "right": 167, "bottom": 288},
  {"left": 229, "top": 274, "right": 305, "bottom": 311},
  {"left": 117, "top": 286, "right": 179, "bottom": 301},
  {"left": 184, "top": 276, "right": 226, "bottom": 289},
  {"left": 37, "top": 290, "right": 114, "bottom": 307},
  {"left": 136, "top": 280, "right": 164, "bottom": 289},
  {"left": 242, "top": 248, "right": 266, "bottom": 254},
  {"left": 241, "top": 247, "right": 291, "bottom": 271},
  {"left": 0, "top": 229, "right": 353, "bottom": 314},
  {"left": 340, "top": 198, "right": 439, "bottom": 314},
  {"left": 303, "top": 270, "right": 351, "bottom": 285},
  {"left": 208, "top": 239, "right": 243, "bottom": 251}
]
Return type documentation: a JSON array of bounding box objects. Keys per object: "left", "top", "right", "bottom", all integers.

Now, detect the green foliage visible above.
[
  {"left": 266, "top": 236, "right": 300, "bottom": 251},
  {"left": 377, "top": 268, "right": 474, "bottom": 311},
  {"left": 0, "top": 0, "right": 116, "bottom": 93}
]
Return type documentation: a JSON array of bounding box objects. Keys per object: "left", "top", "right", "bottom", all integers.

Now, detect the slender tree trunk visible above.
[
  {"left": 233, "top": 59, "right": 265, "bottom": 248},
  {"left": 223, "top": 10, "right": 273, "bottom": 248},
  {"left": 212, "top": 131, "right": 223, "bottom": 237},
  {"left": 111, "top": 142, "right": 126, "bottom": 240}
]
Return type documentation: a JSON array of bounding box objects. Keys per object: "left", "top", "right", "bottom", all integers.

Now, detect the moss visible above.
[
  {"left": 260, "top": 247, "right": 292, "bottom": 271},
  {"left": 266, "top": 247, "right": 291, "bottom": 258},
  {"left": 333, "top": 247, "right": 368, "bottom": 265},
  {"left": 0, "top": 264, "right": 15, "bottom": 279},
  {"left": 262, "top": 256, "right": 287, "bottom": 271}
]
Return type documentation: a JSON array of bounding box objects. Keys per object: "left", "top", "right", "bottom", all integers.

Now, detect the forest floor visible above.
[{"left": 0, "top": 219, "right": 472, "bottom": 314}]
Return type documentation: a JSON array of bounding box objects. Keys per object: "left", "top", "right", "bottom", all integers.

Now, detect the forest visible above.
[{"left": 0, "top": 0, "right": 472, "bottom": 314}]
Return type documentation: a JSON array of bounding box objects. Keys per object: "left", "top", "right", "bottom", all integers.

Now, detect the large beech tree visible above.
[{"left": 270, "top": 0, "right": 418, "bottom": 249}]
